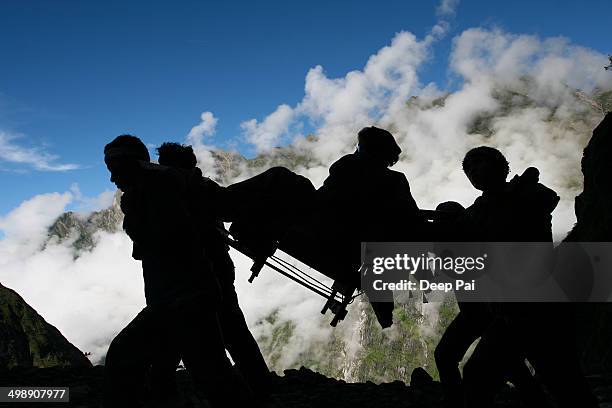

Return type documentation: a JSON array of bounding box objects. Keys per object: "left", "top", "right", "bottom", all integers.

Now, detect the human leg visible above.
[
  {"left": 103, "top": 307, "right": 157, "bottom": 408},
  {"left": 219, "top": 284, "right": 272, "bottom": 399}
]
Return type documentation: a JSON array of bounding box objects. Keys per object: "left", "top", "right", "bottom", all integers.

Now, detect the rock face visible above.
[
  {"left": 566, "top": 112, "right": 612, "bottom": 242},
  {"left": 564, "top": 112, "right": 612, "bottom": 375},
  {"left": 2, "top": 365, "right": 611, "bottom": 408},
  {"left": 0, "top": 283, "right": 92, "bottom": 369},
  {"left": 46, "top": 190, "right": 123, "bottom": 253}
]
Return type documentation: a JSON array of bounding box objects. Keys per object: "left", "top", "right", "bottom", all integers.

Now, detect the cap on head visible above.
[
  {"left": 104, "top": 134, "right": 150, "bottom": 162},
  {"left": 357, "top": 126, "right": 401, "bottom": 167},
  {"left": 157, "top": 142, "right": 197, "bottom": 169}
]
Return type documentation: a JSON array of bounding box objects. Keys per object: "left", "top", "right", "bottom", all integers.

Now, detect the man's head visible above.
[
  {"left": 104, "top": 134, "right": 150, "bottom": 191},
  {"left": 462, "top": 146, "right": 509, "bottom": 191},
  {"left": 357, "top": 126, "right": 401, "bottom": 167},
  {"left": 157, "top": 142, "right": 197, "bottom": 169}
]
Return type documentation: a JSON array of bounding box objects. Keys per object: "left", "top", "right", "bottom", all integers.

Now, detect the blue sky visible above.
[{"left": 0, "top": 0, "right": 611, "bottom": 215}]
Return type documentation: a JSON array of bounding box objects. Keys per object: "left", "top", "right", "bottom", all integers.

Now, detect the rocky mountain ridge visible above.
[
  {"left": 46, "top": 191, "right": 123, "bottom": 254},
  {"left": 0, "top": 283, "right": 91, "bottom": 369}
]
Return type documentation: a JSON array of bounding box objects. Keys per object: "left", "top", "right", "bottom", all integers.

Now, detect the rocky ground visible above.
[{"left": 1, "top": 365, "right": 612, "bottom": 408}]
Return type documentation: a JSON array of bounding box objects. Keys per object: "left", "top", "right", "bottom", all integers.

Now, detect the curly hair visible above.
[{"left": 157, "top": 142, "right": 197, "bottom": 169}]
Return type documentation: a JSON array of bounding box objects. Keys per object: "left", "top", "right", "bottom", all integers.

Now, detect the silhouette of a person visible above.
[
  {"left": 433, "top": 196, "right": 550, "bottom": 408},
  {"left": 149, "top": 142, "right": 273, "bottom": 404},
  {"left": 317, "top": 126, "right": 425, "bottom": 327},
  {"left": 102, "top": 135, "right": 246, "bottom": 408},
  {"left": 318, "top": 126, "right": 423, "bottom": 243},
  {"left": 432, "top": 201, "right": 491, "bottom": 407},
  {"left": 455, "top": 147, "right": 596, "bottom": 408}
]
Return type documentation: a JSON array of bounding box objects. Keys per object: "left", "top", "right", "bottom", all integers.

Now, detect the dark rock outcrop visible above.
[
  {"left": 564, "top": 112, "right": 612, "bottom": 375},
  {"left": 0, "top": 365, "right": 535, "bottom": 408},
  {"left": 1, "top": 365, "right": 611, "bottom": 407},
  {"left": 0, "top": 283, "right": 92, "bottom": 369},
  {"left": 566, "top": 112, "right": 612, "bottom": 242}
]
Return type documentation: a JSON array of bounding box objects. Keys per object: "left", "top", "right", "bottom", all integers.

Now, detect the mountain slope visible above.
[{"left": 0, "top": 283, "right": 92, "bottom": 369}]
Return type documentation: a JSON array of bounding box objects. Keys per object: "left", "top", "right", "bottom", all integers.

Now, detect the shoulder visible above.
[
  {"left": 465, "top": 195, "right": 487, "bottom": 214},
  {"left": 193, "top": 173, "right": 224, "bottom": 200},
  {"left": 138, "top": 162, "right": 188, "bottom": 193},
  {"left": 201, "top": 175, "right": 220, "bottom": 187},
  {"left": 387, "top": 169, "right": 409, "bottom": 183},
  {"left": 329, "top": 153, "right": 359, "bottom": 173},
  {"left": 381, "top": 168, "right": 410, "bottom": 190}
]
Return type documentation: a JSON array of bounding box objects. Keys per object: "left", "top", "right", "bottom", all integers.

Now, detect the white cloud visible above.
[
  {"left": 451, "top": 29, "right": 612, "bottom": 96},
  {"left": 187, "top": 111, "right": 218, "bottom": 146},
  {"left": 303, "top": 31, "right": 426, "bottom": 124},
  {"left": 0, "top": 192, "right": 72, "bottom": 250},
  {"left": 436, "top": 0, "right": 459, "bottom": 18},
  {"left": 241, "top": 104, "right": 294, "bottom": 151},
  {"left": 0, "top": 191, "right": 144, "bottom": 362},
  {"left": 239, "top": 0, "right": 465, "bottom": 162},
  {"left": 0, "top": 131, "right": 79, "bottom": 172},
  {"left": 183, "top": 111, "right": 220, "bottom": 178},
  {"left": 237, "top": 30, "right": 430, "bottom": 165},
  {"left": 69, "top": 184, "right": 116, "bottom": 213}
]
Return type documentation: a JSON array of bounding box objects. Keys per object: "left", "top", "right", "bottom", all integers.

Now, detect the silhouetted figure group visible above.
[
  {"left": 102, "top": 125, "right": 599, "bottom": 407},
  {"left": 103, "top": 137, "right": 272, "bottom": 408}
]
